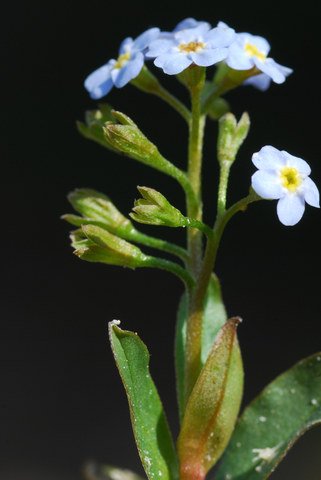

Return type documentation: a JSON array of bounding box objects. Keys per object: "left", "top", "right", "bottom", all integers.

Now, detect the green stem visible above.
[
  {"left": 184, "top": 191, "right": 260, "bottom": 401},
  {"left": 144, "top": 256, "right": 195, "bottom": 289},
  {"left": 185, "top": 218, "right": 213, "bottom": 238},
  {"left": 217, "top": 160, "right": 232, "bottom": 216},
  {"left": 155, "top": 85, "right": 191, "bottom": 123},
  {"left": 129, "top": 229, "right": 188, "bottom": 262},
  {"left": 186, "top": 80, "right": 206, "bottom": 276}
]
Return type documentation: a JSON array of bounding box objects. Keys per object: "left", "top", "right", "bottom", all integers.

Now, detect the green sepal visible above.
[
  {"left": 71, "top": 225, "right": 147, "bottom": 269},
  {"left": 175, "top": 274, "right": 227, "bottom": 421},
  {"left": 130, "top": 186, "right": 187, "bottom": 227},
  {"left": 66, "top": 188, "right": 133, "bottom": 235},
  {"left": 216, "top": 352, "right": 321, "bottom": 480},
  {"left": 130, "top": 65, "right": 162, "bottom": 94},
  {"left": 177, "top": 65, "right": 206, "bottom": 91},
  {"left": 109, "top": 321, "right": 179, "bottom": 480},
  {"left": 77, "top": 103, "right": 118, "bottom": 151},
  {"left": 83, "top": 462, "right": 144, "bottom": 480},
  {"left": 178, "top": 319, "right": 243, "bottom": 479}
]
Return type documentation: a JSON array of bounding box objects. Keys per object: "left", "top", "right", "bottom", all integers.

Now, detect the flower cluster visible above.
[
  {"left": 84, "top": 17, "right": 292, "bottom": 98},
  {"left": 82, "top": 19, "right": 319, "bottom": 227}
]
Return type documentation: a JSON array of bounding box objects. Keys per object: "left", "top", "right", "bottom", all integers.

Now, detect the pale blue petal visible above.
[
  {"left": 134, "top": 27, "right": 160, "bottom": 51},
  {"left": 238, "top": 33, "right": 270, "bottom": 55},
  {"left": 217, "top": 21, "right": 230, "bottom": 29},
  {"left": 281, "top": 150, "right": 311, "bottom": 175},
  {"left": 252, "top": 146, "right": 286, "bottom": 170},
  {"left": 119, "top": 37, "right": 134, "bottom": 55},
  {"left": 205, "top": 26, "right": 235, "bottom": 47},
  {"left": 251, "top": 170, "right": 283, "bottom": 199},
  {"left": 244, "top": 74, "right": 272, "bottom": 91},
  {"left": 256, "top": 58, "right": 286, "bottom": 83},
  {"left": 154, "top": 52, "right": 192, "bottom": 74},
  {"left": 174, "top": 24, "right": 208, "bottom": 43},
  {"left": 302, "top": 177, "right": 320, "bottom": 208},
  {"left": 226, "top": 42, "right": 253, "bottom": 70},
  {"left": 112, "top": 53, "right": 144, "bottom": 87},
  {"left": 84, "top": 62, "right": 114, "bottom": 99},
  {"left": 191, "top": 47, "right": 228, "bottom": 66},
  {"left": 174, "top": 18, "right": 211, "bottom": 32},
  {"left": 277, "top": 194, "right": 305, "bottom": 226},
  {"left": 146, "top": 39, "right": 175, "bottom": 57}
]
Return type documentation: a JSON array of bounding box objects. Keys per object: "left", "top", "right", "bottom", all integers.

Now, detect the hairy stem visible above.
[
  {"left": 184, "top": 191, "right": 260, "bottom": 401},
  {"left": 145, "top": 256, "right": 195, "bottom": 289},
  {"left": 130, "top": 230, "right": 188, "bottom": 262},
  {"left": 186, "top": 82, "right": 206, "bottom": 276},
  {"left": 155, "top": 85, "right": 191, "bottom": 123}
]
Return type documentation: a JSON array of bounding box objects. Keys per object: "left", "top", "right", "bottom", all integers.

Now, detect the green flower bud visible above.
[
  {"left": 77, "top": 103, "right": 118, "bottom": 151},
  {"left": 73, "top": 225, "right": 148, "bottom": 269},
  {"left": 130, "top": 186, "right": 187, "bottom": 227},
  {"left": 217, "top": 112, "right": 250, "bottom": 164},
  {"left": 103, "top": 113, "right": 180, "bottom": 177},
  {"left": 63, "top": 188, "right": 133, "bottom": 235}
]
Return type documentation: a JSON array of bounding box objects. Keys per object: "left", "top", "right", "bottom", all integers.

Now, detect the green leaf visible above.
[
  {"left": 216, "top": 352, "right": 321, "bottom": 480},
  {"left": 175, "top": 274, "right": 227, "bottom": 420},
  {"left": 178, "top": 319, "right": 243, "bottom": 480},
  {"left": 83, "top": 462, "right": 144, "bottom": 480},
  {"left": 109, "top": 321, "right": 179, "bottom": 480}
]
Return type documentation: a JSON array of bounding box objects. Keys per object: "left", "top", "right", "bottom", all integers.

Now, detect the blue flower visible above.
[
  {"left": 84, "top": 28, "right": 160, "bottom": 99},
  {"left": 146, "top": 23, "right": 235, "bottom": 75},
  {"left": 219, "top": 22, "right": 292, "bottom": 85},
  {"left": 251, "top": 146, "right": 319, "bottom": 225}
]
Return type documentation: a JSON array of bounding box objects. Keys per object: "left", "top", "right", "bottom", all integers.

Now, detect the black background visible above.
[{"left": 2, "top": 1, "right": 321, "bottom": 479}]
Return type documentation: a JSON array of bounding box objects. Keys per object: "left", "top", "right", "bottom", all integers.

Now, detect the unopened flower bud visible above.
[
  {"left": 77, "top": 104, "right": 118, "bottom": 151},
  {"left": 103, "top": 113, "right": 178, "bottom": 176},
  {"left": 63, "top": 188, "right": 133, "bottom": 235},
  {"left": 217, "top": 112, "right": 250, "bottom": 164},
  {"left": 73, "top": 225, "right": 148, "bottom": 269},
  {"left": 130, "top": 186, "right": 187, "bottom": 227}
]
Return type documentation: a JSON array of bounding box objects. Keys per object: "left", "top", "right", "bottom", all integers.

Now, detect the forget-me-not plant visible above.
[{"left": 66, "top": 17, "right": 321, "bottom": 480}]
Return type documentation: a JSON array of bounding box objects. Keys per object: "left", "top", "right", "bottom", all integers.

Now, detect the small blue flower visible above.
[
  {"left": 84, "top": 28, "right": 160, "bottom": 99},
  {"left": 219, "top": 22, "right": 292, "bottom": 85},
  {"left": 251, "top": 146, "right": 319, "bottom": 225},
  {"left": 146, "top": 23, "right": 235, "bottom": 75}
]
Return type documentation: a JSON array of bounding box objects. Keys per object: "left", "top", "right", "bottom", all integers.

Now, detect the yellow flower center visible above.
[
  {"left": 178, "top": 41, "right": 205, "bottom": 53},
  {"left": 114, "top": 52, "right": 131, "bottom": 69},
  {"left": 244, "top": 42, "right": 266, "bottom": 61},
  {"left": 280, "top": 167, "right": 302, "bottom": 192}
]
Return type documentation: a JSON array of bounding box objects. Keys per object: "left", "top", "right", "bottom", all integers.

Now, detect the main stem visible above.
[
  {"left": 184, "top": 73, "right": 206, "bottom": 403},
  {"left": 184, "top": 192, "right": 260, "bottom": 403},
  {"left": 186, "top": 83, "right": 206, "bottom": 277}
]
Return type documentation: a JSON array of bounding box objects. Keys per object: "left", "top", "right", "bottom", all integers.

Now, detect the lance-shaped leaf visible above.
[
  {"left": 175, "top": 274, "right": 227, "bottom": 420},
  {"left": 109, "top": 322, "right": 179, "bottom": 480},
  {"left": 83, "top": 462, "right": 144, "bottom": 480},
  {"left": 177, "top": 319, "right": 243, "bottom": 480},
  {"left": 216, "top": 352, "right": 321, "bottom": 480}
]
